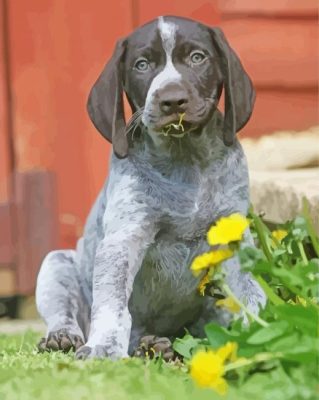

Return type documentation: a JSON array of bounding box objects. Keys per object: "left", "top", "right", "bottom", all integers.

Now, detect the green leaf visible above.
[
  {"left": 255, "top": 275, "right": 285, "bottom": 305},
  {"left": 272, "top": 249, "right": 287, "bottom": 258},
  {"left": 204, "top": 323, "right": 237, "bottom": 348},
  {"left": 246, "top": 321, "right": 290, "bottom": 345},
  {"left": 237, "top": 345, "right": 265, "bottom": 358},
  {"left": 292, "top": 217, "right": 308, "bottom": 241},
  {"left": 237, "top": 365, "right": 314, "bottom": 400},
  {"left": 172, "top": 334, "right": 202, "bottom": 359},
  {"left": 250, "top": 212, "right": 273, "bottom": 261},
  {"left": 267, "top": 333, "right": 319, "bottom": 363},
  {"left": 275, "top": 304, "right": 319, "bottom": 336}
]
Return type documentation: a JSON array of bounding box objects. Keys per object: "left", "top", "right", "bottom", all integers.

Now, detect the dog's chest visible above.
[
  {"left": 145, "top": 163, "right": 238, "bottom": 240},
  {"left": 130, "top": 237, "right": 205, "bottom": 334}
]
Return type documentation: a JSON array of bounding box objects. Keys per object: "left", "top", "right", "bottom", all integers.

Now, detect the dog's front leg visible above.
[{"left": 76, "top": 214, "right": 156, "bottom": 360}]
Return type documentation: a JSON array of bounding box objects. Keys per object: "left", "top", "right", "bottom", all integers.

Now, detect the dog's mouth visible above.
[{"left": 156, "top": 114, "right": 199, "bottom": 138}]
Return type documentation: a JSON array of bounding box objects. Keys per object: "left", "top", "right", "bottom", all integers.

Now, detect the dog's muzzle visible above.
[{"left": 157, "top": 82, "right": 189, "bottom": 116}]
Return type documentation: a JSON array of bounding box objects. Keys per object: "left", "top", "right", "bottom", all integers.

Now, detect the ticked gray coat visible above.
[{"left": 36, "top": 16, "right": 266, "bottom": 360}]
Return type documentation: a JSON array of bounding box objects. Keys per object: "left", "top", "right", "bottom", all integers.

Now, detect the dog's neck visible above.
[{"left": 130, "top": 111, "right": 227, "bottom": 176}]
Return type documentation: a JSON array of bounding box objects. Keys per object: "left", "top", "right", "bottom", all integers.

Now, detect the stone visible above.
[
  {"left": 242, "top": 126, "right": 319, "bottom": 171},
  {"left": 249, "top": 168, "right": 319, "bottom": 234},
  {"left": 242, "top": 126, "right": 319, "bottom": 233}
]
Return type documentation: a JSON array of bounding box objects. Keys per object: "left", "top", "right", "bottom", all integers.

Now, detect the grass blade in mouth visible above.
[{"left": 162, "top": 113, "right": 186, "bottom": 137}]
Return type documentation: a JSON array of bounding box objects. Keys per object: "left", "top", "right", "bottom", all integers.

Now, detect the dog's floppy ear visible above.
[
  {"left": 210, "top": 27, "right": 256, "bottom": 146},
  {"left": 87, "top": 38, "right": 128, "bottom": 158}
]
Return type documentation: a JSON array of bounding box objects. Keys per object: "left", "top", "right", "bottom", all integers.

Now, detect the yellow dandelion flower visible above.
[
  {"left": 198, "top": 273, "right": 210, "bottom": 296},
  {"left": 191, "top": 252, "right": 215, "bottom": 275},
  {"left": 207, "top": 213, "right": 249, "bottom": 246},
  {"left": 191, "top": 249, "right": 234, "bottom": 276},
  {"left": 190, "top": 350, "right": 227, "bottom": 395},
  {"left": 216, "top": 297, "right": 241, "bottom": 314},
  {"left": 272, "top": 229, "right": 288, "bottom": 243},
  {"left": 216, "top": 342, "right": 238, "bottom": 363}
]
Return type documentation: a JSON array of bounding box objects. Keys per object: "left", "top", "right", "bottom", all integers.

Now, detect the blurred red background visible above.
[{"left": 0, "top": 0, "right": 318, "bottom": 294}]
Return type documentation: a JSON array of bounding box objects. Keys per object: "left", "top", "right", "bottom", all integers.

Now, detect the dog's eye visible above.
[
  {"left": 190, "top": 51, "right": 206, "bottom": 64},
  {"left": 134, "top": 58, "right": 150, "bottom": 71}
]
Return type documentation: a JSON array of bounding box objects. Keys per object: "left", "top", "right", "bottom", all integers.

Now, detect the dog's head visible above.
[{"left": 87, "top": 16, "right": 255, "bottom": 158}]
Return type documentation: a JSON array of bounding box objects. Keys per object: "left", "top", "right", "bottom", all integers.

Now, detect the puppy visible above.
[{"left": 36, "top": 16, "right": 265, "bottom": 359}]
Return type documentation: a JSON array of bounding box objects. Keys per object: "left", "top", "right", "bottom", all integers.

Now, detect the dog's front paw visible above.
[{"left": 38, "top": 329, "right": 84, "bottom": 353}]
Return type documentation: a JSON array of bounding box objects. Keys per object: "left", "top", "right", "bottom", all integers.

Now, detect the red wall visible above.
[
  {"left": 219, "top": 0, "right": 318, "bottom": 137},
  {"left": 0, "top": 0, "right": 318, "bottom": 294}
]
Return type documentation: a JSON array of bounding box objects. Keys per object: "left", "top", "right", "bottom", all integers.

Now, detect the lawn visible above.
[
  {"left": 1, "top": 330, "right": 212, "bottom": 400},
  {"left": 0, "top": 206, "right": 318, "bottom": 400},
  {"left": 0, "top": 331, "right": 316, "bottom": 400}
]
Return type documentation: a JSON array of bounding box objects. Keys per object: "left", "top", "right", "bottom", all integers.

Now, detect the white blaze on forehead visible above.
[
  {"left": 142, "top": 17, "right": 182, "bottom": 124},
  {"left": 158, "top": 16, "right": 177, "bottom": 55}
]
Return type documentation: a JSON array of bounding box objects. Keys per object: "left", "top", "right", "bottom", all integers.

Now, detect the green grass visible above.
[
  {"left": 1, "top": 331, "right": 317, "bottom": 400},
  {"left": 0, "top": 331, "right": 217, "bottom": 400}
]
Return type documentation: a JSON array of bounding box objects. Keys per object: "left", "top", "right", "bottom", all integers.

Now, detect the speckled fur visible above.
[
  {"left": 36, "top": 111, "right": 265, "bottom": 359},
  {"left": 36, "top": 15, "right": 266, "bottom": 359}
]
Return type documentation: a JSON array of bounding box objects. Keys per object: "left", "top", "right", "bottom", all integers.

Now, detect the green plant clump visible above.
[{"left": 174, "top": 199, "right": 319, "bottom": 399}]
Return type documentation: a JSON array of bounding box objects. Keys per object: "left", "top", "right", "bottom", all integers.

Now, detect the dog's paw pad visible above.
[
  {"left": 37, "top": 329, "right": 84, "bottom": 353},
  {"left": 37, "top": 337, "right": 48, "bottom": 353},
  {"left": 73, "top": 335, "right": 85, "bottom": 351},
  {"left": 47, "top": 336, "right": 60, "bottom": 351},
  {"left": 134, "top": 335, "right": 176, "bottom": 362}
]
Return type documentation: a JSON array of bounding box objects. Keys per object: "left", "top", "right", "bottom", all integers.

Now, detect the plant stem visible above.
[
  {"left": 252, "top": 213, "right": 273, "bottom": 262},
  {"left": 222, "top": 283, "right": 269, "bottom": 328},
  {"left": 255, "top": 275, "right": 284, "bottom": 305},
  {"left": 250, "top": 212, "right": 286, "bottom": 305},
  {"left": 224, "top": 352, "right": 282, "bottom": 372},
  {"left": 302, "top": 197, "right": 319, "bottom": 258},
  {"left": 297, "top": 241, "right": 308, "bottom": 265}
]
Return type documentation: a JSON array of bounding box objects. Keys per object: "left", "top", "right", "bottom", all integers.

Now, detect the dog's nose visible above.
[
  {"left": 160, "top": 97, "right": 188, "bottom": 114},
  {"left": 158, "top": 85, "right": 189, "bottom": 115}
]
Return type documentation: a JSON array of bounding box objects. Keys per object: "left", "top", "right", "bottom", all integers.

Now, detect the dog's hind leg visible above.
[{"left": 36, "top": 250, "right": 89, "bottom": 352}]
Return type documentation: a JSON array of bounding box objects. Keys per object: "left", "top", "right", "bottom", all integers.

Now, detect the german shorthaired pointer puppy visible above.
[{"left": 36, "top": 16, "right": 265, "bottom": 360}]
